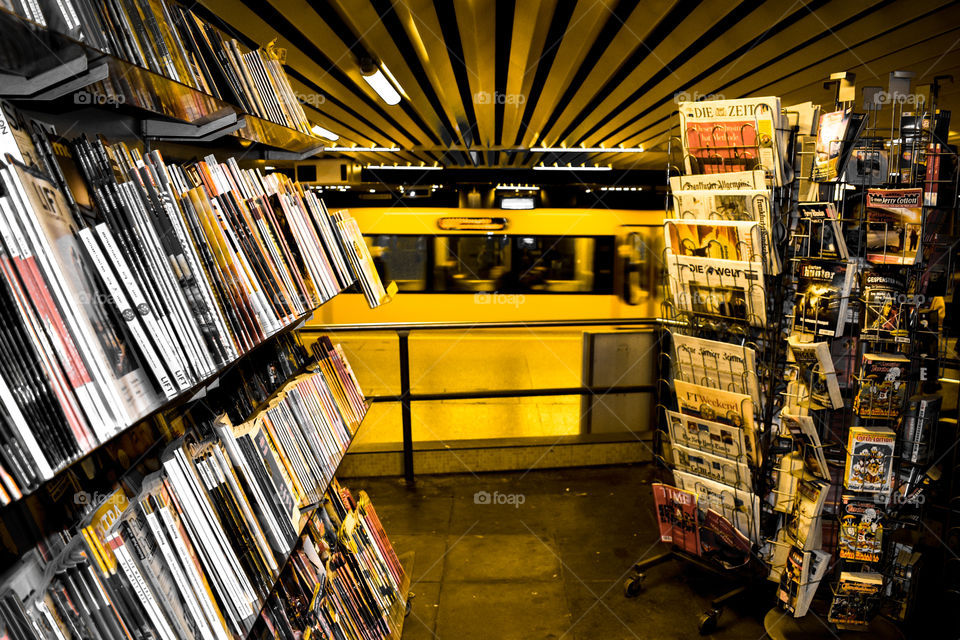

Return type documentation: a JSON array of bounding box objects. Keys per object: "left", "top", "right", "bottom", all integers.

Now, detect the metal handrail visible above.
[
  {"left": 303, "top": 318, "right": 660, "bottom": 482},
  {"left": 367, "top": 384, "right": 656, "bottom": 403},
  {"left": 300, "top": 318, "right": 660, "bottom": 332}
]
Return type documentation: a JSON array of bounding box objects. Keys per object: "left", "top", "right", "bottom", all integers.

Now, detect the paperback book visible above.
[
  {"left": 846, "top": 143, "right": 888, "bottom": 186},
  {"left": 899, "top": 394, "right": 941, "bottom": 465},
  {"left": 793, "top": 260, "right": 855, "bottom": 338},
  {"left": 786, "top": 334, "right": 843, "bottom": 409},
  {"left": 794, "top": 202, "right": 847, "bottom": 259},
  {"left": 827, "top": 571, "right": 883, "bottom": 629},
  {"left": 831, "top": 336, "right": 859, "bottom": 391},
  {"left": 785, "top": 478, "right": 828, "bottom": 550},
  {"left": 780, "top": 409, "right": 829, "bottom": 480},
  {"left": 861, "top": 271, "right": 910, "bottom": 343},
  {"left": 778, "top": 547, "right": 829, "bottom": 617},
  {"left": 813, "top": 109, "right": 866, "bottom": 181},
  {"left": 865, "top": 188, "right": 923, "bottom": 265}
]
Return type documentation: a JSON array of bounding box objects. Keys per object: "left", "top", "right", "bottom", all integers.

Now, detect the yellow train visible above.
[{"left": 310, "top": 207, "right": 665, "bottom": 326}]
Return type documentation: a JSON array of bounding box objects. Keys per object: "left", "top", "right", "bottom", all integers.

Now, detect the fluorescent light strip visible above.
[
  {"left": 323, "top": 146, "right": 401, "bottom": 152},
  {"left": 366, "top": 165, "right": 442, "bottom": 170},
  {"left": 495, "top": 185, "right": 539, "bottom": 191},
  {"left": 533, "top": 165, "right": 612, "bottom": 171},
  {"left": 310, "top": 124, "right": 339, "bottom": 141},
  {"left": 362, "top": 67, "right": 402, "bottom": 105},
  {"left": 531, "top": 146, "right": 644, "bottom": 153}
]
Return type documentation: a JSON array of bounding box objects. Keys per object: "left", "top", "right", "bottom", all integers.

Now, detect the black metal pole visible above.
[{"left": 397, "top": 329, "right": 414, "bottom": 483}]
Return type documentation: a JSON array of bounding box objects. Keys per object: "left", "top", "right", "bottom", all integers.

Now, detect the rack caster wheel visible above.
[
  {"left": 698, "top": 608, "right": 721, "bottom": 635},
  {"left": 405, "top": 592, "right": 414, "bottom": 617},
  {"left": 623, "top": 572, "right": 644, "bottom": 598}
]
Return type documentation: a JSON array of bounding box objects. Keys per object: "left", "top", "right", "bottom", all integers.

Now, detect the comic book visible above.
[{"left": 844, "top": 426, "right": 896, "bottom": 493}]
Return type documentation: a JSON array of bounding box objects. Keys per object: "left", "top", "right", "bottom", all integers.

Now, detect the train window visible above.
[
  {"left": 361, "top": 234, "right": 615, "bottom": 294},
  {"left": 435, "top": 235, "right": 511, "bottom": 292},
  {"left": 365, "top": 235, "right": 429, "bottom": 291}
]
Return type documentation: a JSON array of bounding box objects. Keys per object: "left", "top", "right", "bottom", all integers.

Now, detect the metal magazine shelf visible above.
[
  {"left": 0, "top": 308, "right": 327, "bottom": 570},
  {"left": 0, "top": 4, "right": 329, "bottom": 153}
]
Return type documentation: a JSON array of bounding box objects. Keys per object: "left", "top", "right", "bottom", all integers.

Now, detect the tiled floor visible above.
[{"left": 347, "top": 465, "right": 770, "bottom": 640}]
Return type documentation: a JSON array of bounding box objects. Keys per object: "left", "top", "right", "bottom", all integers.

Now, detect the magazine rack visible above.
[
  {"left": 756, "top": 72, "right": 960, "bottom": 635},
  {"left": 631, "top": 101, "right": 799, "bottom": 633}
]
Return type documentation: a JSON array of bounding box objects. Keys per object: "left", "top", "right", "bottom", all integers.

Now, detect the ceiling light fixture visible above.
[
  {"left": 495, "top": 184, "right": 539, "bottom": 191},
  {"left": 310, "top": 124, "right": 340, "bottom": 141},
  {"left": 366, "top": 164, "right": 442, "bottom": 170},
  {"left": 531, "top": 146, "right": 644, "bottom": 153},
  {"left": 533, "top": 165, "right": 612, "bottom": 171},
  {"left": 360, "top": 58, "right": 402, "bottom": 106},
  {"left": 323, "top": 146, "right": 401, "bottom": 152}
]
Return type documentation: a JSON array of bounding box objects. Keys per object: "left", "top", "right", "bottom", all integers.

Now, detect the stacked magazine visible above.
[
  {"left": 666, "top": 168, "right": 778, "bottom": 328},
  {"left": 0, "top": 102, "right": 388, "bottom": 503},
  {"left": 0, "top": 341, "right": 381, "bottom": 639}
]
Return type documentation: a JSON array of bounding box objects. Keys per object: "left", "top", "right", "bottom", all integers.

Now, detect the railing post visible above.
[{"left": 397, "top": 329, "right": 414, "bottom": 483}]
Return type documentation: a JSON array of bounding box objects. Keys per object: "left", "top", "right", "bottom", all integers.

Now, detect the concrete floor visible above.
[{"left": 351, "top": 464, "right": 769, "bottom": 640}]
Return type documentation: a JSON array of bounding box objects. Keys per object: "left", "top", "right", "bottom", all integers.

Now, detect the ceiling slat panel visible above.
[
  {"left": 261, "top": 0, "right": 437, "bottom": 145},
  {"left": 538, "top": 0, "right": 677, "bottom": 148},
  {"left": 602, "top": 0, "right": 897, "bottom": 149},
  {"left": 199, "top": 0, "right": 420, "bottom": 147},
  {"left": 584, "top": 0, "right": 880, "bottom": 146},
  {"left": 393, "top": 0, "right": 472, "bottom": 147},
  {"left": 327, "top": 0, "right": 458, "bottom": 145},
  {"left": 453, "top": 0, "right": 498, "bottom": 146},
  {"left": 559, "top": 0, "right": 753, "bottom": 147},
  {"left": 616, "top": 1, "right": 960, "bottom": 153},
  {"left": 501, "top": 0, "right": 558, "bottom": 148},
  {"left": 206, "top": 0, "right": 960, "bottom": 167},
  {"left": 519, "top": 0, "right": 617, "bottom": 148}
]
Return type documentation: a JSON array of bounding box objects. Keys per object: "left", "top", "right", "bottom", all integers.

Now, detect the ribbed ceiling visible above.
[{"left": 197, "top": 0, "right": 960, "bottom": 169}]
